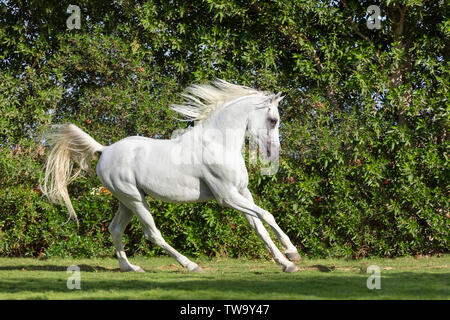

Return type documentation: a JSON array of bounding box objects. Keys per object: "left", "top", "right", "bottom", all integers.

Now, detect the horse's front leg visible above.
[
  {"left": 241, "top": 188, "right": 302, "bottom": 263},
  {"left": 217, "top": 187, "right": 299, "bottom": 273}
]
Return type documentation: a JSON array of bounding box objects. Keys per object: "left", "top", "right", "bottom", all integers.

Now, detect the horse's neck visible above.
[{"left": 199, "top": 100, "right": 250, "bottom": 152}]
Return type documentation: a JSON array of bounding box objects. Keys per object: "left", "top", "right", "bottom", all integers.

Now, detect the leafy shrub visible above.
[{"left": 0, "top": 0, "right": 448, "bottom": 259}]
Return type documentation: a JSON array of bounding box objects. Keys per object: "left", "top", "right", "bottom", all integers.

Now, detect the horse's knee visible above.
[
  {"left": 144, "top": 230, "right": 166, "bottom": 247},
  {"left": 151, "top": 236, "right": 166, "bottom": 247},
  {"left": 260, "top": 211, "right": 276, "bottom": 225},
  {"left": 246, "top": 216, "right": 269, "bottom": 237},
  {"left": 108, "top": 223, "right": 120, "bottom": 237}
]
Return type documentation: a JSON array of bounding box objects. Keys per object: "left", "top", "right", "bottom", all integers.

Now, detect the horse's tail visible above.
[{"left": 40, "top": 123, "right": 104, "bottom": 226}]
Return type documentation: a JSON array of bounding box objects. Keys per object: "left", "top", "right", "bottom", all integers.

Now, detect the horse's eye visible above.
[{"left": 269, "top": 118, "right": 278, "bottom": 128}]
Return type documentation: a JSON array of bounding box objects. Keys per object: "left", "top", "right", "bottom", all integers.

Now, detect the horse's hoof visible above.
[
  {"left": 189, "top": 266, "right": 203, "bottom": 273},
  {"left": 121, "top": 265, "right": 145, "bottom": 272},
  {"left": 282, "top": 264, "right": 299, "bottom": 273},
  {"left": 286, "top": 251, "right": 302, "bottom": 262}
]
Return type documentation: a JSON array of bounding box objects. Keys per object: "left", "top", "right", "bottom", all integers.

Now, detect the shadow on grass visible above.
[
  {"left": 0, "top": 265, "right": 118, "bottom": 272},
  {"left": 0, "top": 263, "right": 336, "bottom": 273},
  {"left": 0, "top": 269, "right": 448, "bottom": 299}
]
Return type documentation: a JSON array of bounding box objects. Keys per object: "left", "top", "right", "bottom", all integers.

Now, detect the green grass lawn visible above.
[{"left": 0, "top": 255, "right": 448, "bottom": 299}]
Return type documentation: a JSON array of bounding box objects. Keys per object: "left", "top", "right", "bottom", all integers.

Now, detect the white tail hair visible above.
[{"left": 40, "top": 124, "right": 104, "bottom": 226}]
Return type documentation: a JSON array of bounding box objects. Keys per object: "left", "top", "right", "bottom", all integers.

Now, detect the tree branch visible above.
[{"left": 340, "top": 0, "right": 384, "bottom": 69}]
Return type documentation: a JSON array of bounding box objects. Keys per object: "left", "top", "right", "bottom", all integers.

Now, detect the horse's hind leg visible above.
[
  {"left": 109, "top": 202, "right": 144, "bottom": 272},
  {"left": 121, "top": 194, "right": 203, "bottom": 273}
]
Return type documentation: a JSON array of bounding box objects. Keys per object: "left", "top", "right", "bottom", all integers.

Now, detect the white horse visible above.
[{"left": 41, "top": 79, "right": 301, "bottom": 273}]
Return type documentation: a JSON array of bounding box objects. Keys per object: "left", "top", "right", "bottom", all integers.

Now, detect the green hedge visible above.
[
  {"left": 0, "top": 149, "right": 447, "bottom": 259},
  {"left": 0, "top": 0, "right": 448, "bottom": 259}
]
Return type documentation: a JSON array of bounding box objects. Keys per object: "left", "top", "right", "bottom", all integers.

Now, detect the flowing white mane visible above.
[{"left": 170, "top": 79, "right": 271, "bottom": 121}]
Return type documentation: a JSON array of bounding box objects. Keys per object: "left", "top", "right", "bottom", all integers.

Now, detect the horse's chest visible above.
[{"left": 232, "top": 164, "right": 249, "bottom": 189}]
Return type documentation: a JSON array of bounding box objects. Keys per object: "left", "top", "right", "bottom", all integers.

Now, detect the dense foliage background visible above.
[{"left": 0, "top": 0, "right": 448, "bottom": 259}]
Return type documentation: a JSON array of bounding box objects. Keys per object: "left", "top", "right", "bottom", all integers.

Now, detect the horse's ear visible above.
[{"left": 272, "top": 92, "right": 284, "bottom": 105}]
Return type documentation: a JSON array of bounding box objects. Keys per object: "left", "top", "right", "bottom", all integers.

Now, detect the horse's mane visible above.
[{"left": 170, "top": 79, "right": 270, "bottom": 122}]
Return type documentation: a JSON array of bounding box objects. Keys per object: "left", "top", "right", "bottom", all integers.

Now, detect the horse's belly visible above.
[{"left": 140, "top": 176, "right": 215, "bottom": 203}]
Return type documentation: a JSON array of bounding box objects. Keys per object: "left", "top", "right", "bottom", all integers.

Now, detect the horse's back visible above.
[{"left": 96, "top": 136, "right": 214, "bottom": 203}]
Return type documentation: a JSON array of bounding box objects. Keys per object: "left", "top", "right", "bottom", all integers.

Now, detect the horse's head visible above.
[{"left": 246, "top": 92, "right": 284, "bottom": 162}]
